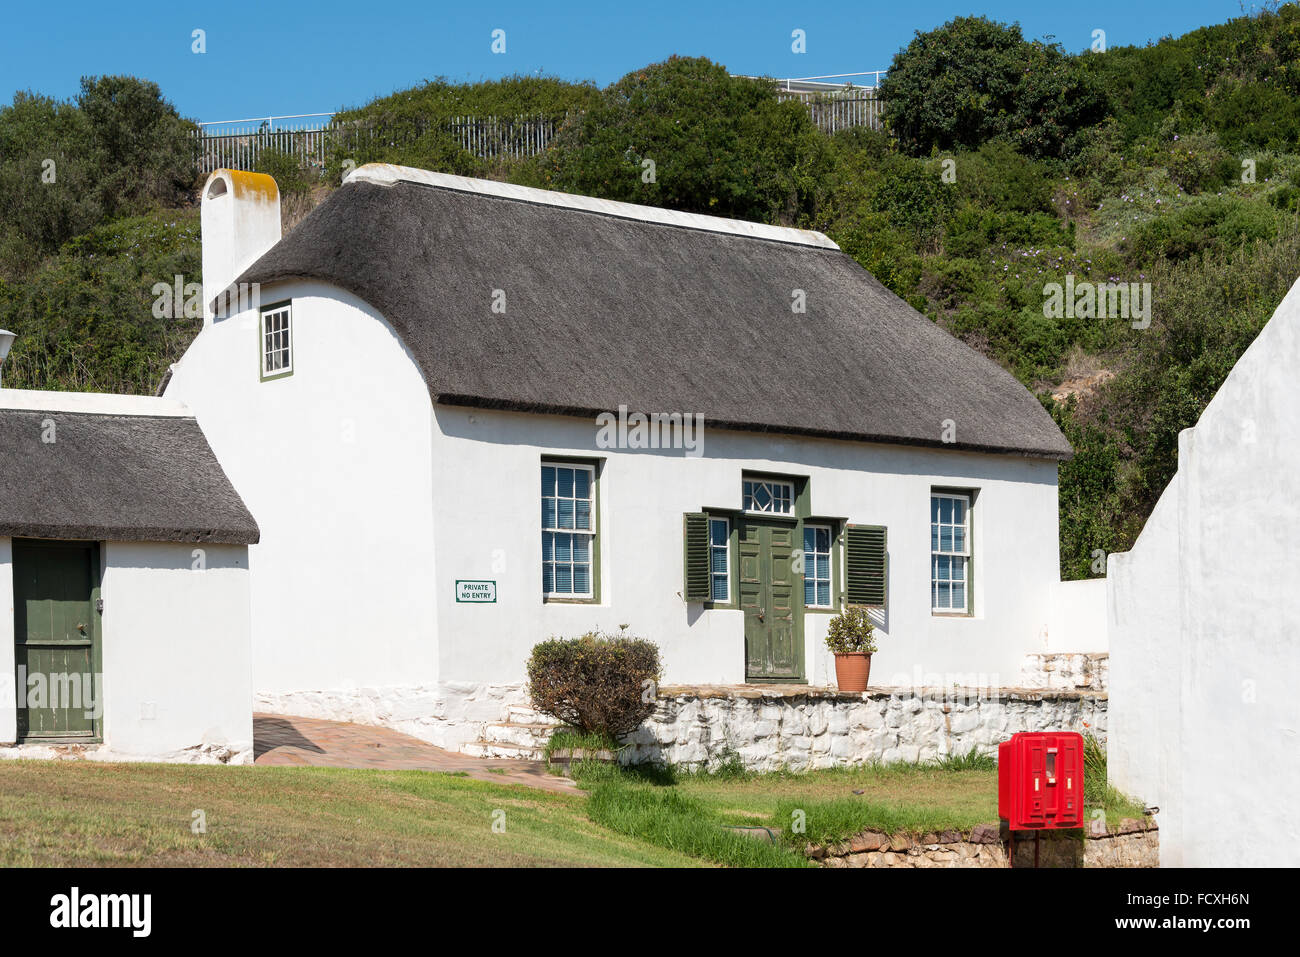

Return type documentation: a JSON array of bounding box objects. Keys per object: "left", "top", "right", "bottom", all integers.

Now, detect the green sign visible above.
[{"left": 456, "top": 580, "right": 497, "bottom": 603}]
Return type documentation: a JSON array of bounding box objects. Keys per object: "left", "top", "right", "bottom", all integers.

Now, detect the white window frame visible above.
[
  {"left": 709, "top": 516, "right": 730, "bottom": 603},
  {"left": 541, "top": 462, "right": 596, "bottom": 599},
  {"left": 742, "top": 478, "right": 795, "bottom": 515},
  {"left": 803, "top": 523, "right": 833, "bottom": 608},
  {"left": 260, "top": 302, "right": 293, "bottom": 379},
  {"left": 931, "top": 491, "right": 972, "bottom": 614}
]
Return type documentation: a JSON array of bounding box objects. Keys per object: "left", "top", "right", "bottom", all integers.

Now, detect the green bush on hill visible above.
[{"left": 537, "top": 56, "right": 834, "bottom": 224}]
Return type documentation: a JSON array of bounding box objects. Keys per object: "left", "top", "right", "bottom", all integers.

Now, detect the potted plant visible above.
[{"left": 826, "top": 605, "right": 877, "bottom": 692}]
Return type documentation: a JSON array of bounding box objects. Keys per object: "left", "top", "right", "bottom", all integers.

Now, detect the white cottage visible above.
[
  {"left": 0, "top": 389, "right": 258, "bottom": 762},
  {"left": 165, "top": 164, "right": 1075, "bottom": 751}
]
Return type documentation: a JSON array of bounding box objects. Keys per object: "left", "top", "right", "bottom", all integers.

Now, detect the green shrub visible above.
[
  {"left": 527, "top": 632, "right": 662, "bottom": 738},
  {"left": 0, "top": 77, "right": 194, "bottom": 277},
  {"left": 253, "top": 147, "right": 318, "bottom": 197},
  {"left": 872, "top": 158, "right": 956, "bottom": 248},
  {"left": 956, "top": 141, "right": 1056, "bottom": 215},
  {"left": 831, "top": 214, "right": 924, "bottom": 300},
  {"left": 880, "top": 15, "right": 1105, "bottom": 159},
  {"left": 0, "top": 210, "right": 200, "bottom": 393},
  {"left": 943, "top": 206, "right": 1073, "bottom": 259},
  {"left": 539, "top": 57, "right": 833, "bottom": 224},
  {"left": 824, "top": 606, "right": 877, "bottom": 655},
  {"left": 1162, "top": 133, "right": 1237, "bottom": 194},
  {"left": 918, "top": 256, "right": 985, "bottom": 310},
  {"left": 1124, "top": 195, "right": 1281, "bottom": 265}
]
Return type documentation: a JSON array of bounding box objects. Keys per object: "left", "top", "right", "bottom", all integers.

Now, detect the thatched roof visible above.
[
  {"left": 0, "top": 407, "right": 259, "bottom": 544},
  {"left": 231, "top": 166, "right": 1071, "bottom": 459}
]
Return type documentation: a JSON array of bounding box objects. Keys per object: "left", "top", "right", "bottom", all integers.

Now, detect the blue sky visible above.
[{"left": 0, "top": 0, "right": 1256, "bottom": 123}]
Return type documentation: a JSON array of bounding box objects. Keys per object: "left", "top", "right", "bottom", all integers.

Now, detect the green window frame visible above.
[
  {"left": 931, "top": 490, "right": 972, "bottom": 615},
  {"left": 709, "top": 516, "right": 731, "bottom": 603},
  {"left": 542, "top": 460, "right": 600, "bottom": 602},
  {"left": 802, "top": 523, "right": 834, "bottom": 609},
  {"left": 259, "top": 300, "right": 293, "bottom": 381}
]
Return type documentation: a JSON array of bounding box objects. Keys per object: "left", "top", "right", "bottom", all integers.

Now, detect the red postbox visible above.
[{"left": 997, "top": 732, "right": 1084, "bottom": 830}]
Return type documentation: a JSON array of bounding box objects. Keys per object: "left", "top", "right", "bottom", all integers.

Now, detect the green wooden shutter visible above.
[
  {"left": 845, "top": 524, "right": 888, "bottom": 607},
  {"left": 683, "top": 512, "right": 711, "bottom": 602}
]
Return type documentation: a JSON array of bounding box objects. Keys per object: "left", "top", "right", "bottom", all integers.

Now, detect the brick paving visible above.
[{"left": 253, "top": 713, "right": 580, "bottom": 795}]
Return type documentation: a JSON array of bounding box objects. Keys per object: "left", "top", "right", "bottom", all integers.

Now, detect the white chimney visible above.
[{"left": 201, "top": 169, "right": 281, "bottom": 323}]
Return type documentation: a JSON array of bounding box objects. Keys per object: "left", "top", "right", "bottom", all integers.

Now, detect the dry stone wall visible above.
[{"left": 811, "top": 819, "right": 1158, "bottom": 868}]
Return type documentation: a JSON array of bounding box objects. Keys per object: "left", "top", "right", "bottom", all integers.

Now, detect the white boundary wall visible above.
[{"left": 1108, "top": 276, "right": 1300, "bottom": 867}]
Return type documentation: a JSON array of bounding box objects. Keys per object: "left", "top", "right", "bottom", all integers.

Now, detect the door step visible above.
[
  {"left": 460, "top": 739, "right": 548, "bottom": 761},
  {"left": 462, "top": 715, "right": 561, "bottom": 760}
]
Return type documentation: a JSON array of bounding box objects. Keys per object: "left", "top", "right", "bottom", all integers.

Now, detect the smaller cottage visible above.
[{"left": 0, "top": 388, "right": 259, "bottom": 762}]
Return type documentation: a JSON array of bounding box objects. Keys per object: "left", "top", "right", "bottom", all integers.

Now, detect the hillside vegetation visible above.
[{"left": 4, "top": 7, "right": 1300, "bottom": 575}]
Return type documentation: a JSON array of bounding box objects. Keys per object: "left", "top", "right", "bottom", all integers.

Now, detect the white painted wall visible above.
[
  {"left": 98, "top": 542, "right": 252, "bottom": 759},
  {"left": 165, "top": 280, "right": 438, "bottom": 698},
  {"left": 0, "top": 537, "right": 15, "bottom": 743},
  {"left": 1109, "top": 275, "right": 1300, "bottom": 867},
  {"left": 431, "top": 406, "right": 1062, "bottom": 700},
  {"left": 1047, "top": 578, "right": 1108, "bottom": 653},
  {"left": 1, "top": 537, "right": 252, "bottom": 760}
]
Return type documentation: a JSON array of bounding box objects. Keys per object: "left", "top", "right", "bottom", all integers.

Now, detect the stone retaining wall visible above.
[
  {"left": 620, "top": 685, "right": 1107, "bottom": 771},
  {"left": 811, "top": 819, "right": 1157, "bottom": 868}
]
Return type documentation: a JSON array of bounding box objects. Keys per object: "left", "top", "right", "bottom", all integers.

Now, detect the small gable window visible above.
[{"left": 260, "top": 302, "right": 293, "bottom": 380}]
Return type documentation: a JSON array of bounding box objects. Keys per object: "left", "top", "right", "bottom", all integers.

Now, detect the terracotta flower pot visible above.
[{"left": 834, "top": 652, "right": 872, "bottom": 692}]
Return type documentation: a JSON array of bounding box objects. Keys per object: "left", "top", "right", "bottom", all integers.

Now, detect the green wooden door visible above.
[
  {"left": 739, "top": 519, "right": 802, "bottom": 681},
  {"left": 13, "top": 541, "right": 99, "bottom": 741}
]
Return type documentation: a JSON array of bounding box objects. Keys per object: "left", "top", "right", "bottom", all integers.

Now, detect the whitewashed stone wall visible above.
[
  {"left": 1019, "top": 653, "right": 1109, "bottom": 691},
  {"left": 0, "top": 740, "right": 251, "bottom": 765},
  {"left": 255, "top": 681, "right": 528, "bottom": 751},
  {"left": 620, "top": 685, "right": 1107, "bottom": 771}
]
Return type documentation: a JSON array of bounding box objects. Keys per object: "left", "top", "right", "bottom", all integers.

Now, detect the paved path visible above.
[{"left": 253, "top": 714, "right": 580, "bottom": 795}]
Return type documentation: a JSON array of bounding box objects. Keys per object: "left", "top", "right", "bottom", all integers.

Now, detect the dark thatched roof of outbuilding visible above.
[
  {"left": 0, "top": 408, "right": 259, "bottom": 544},
  {"left": 231, "top": 168, "right": 1071, "bottom": 459}
]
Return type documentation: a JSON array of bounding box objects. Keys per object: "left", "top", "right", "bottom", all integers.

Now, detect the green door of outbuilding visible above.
[
  {"left": 13, "top": 540, "right": 100, "bottom": 741},
  {"left": 739, "top": 519, "right": 802, "bottom": 681}
]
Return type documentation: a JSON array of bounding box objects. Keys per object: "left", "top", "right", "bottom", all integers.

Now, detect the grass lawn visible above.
[
  {"left": 557, "top": 734, "right": 1148, "bottom": 865},
  {"left": 0, "top": 743, "right": 1147, "bottom": 868},
  {"left": 0, "top": 760, "right": 703, "bottom": 867},
  {"left": 669, "top": 761, "right": 1146, "bottom": 848}
]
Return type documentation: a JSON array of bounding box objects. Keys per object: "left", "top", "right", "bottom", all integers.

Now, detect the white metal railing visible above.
[
  {"left": 192, "top": 114, "right": 563, "bottom": 174},
  {"left": 192, "top": 73, "right": 888, "bottom": 173}
]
